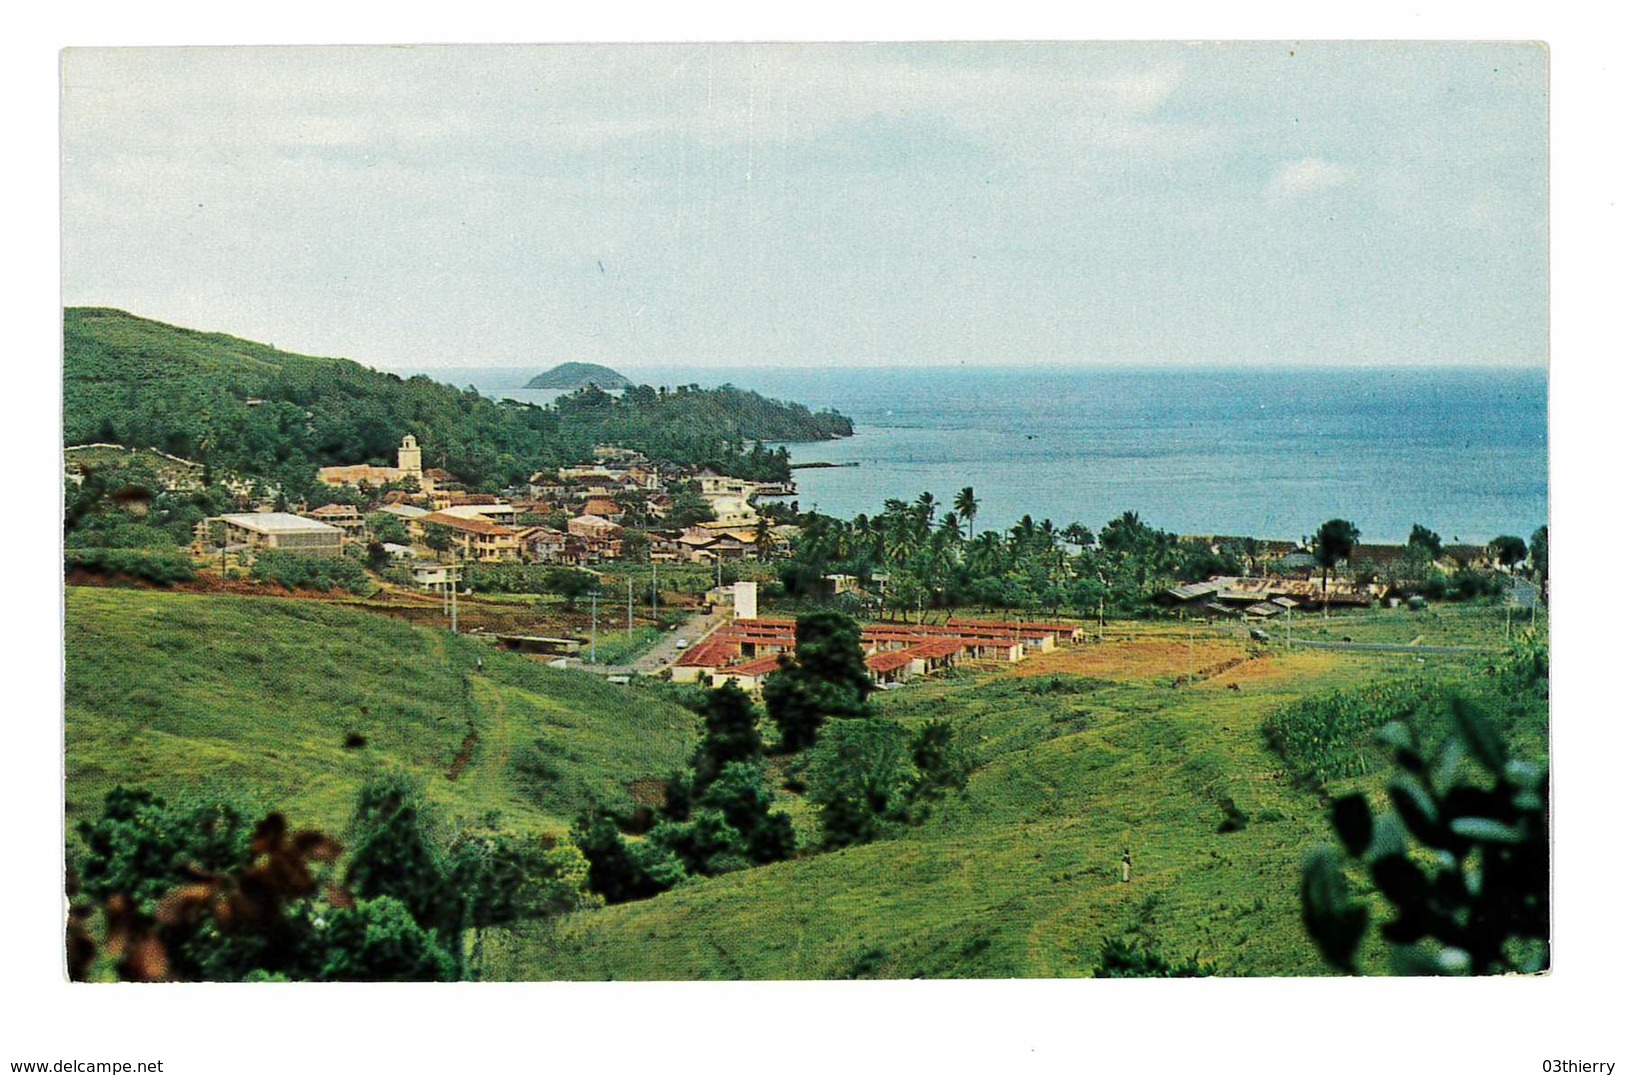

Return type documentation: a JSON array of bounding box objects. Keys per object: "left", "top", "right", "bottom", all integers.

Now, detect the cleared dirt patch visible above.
[
  {"left": 1012, "top": 639, "right": 1246, "bottom": 682},
  {"left": 1218, "top": 649, "right": 1344, "bottom": 684}
]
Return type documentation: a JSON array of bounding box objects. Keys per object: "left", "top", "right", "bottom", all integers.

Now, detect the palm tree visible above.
[
  {"left": 915, "top": 491, "right": 938, "bottom": 529},
  {"left": 938, "top": 511, "right": 964, "bottom": 545},
  {"left": 954, "top": 487, "right": 980, "bottom": 541},
  {"left": 968, "top": 531, "right": 1005, "bottom": 576},
  {"left": 1011, "top": 515, "right": 1038, "bottom": 554},
  {"left": 753, "top": 515, "right": 774, "bottom": 561},
  {"left": 1060, "top": 522, "right": 1094, "bottom": 549},
  {"left": 882, "top": 513, "right": 919, "bottom": 566}
]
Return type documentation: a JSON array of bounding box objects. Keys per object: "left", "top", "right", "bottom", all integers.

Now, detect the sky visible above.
[{"left": 61, "top": 42, "right": 1548, "bottom": 371}]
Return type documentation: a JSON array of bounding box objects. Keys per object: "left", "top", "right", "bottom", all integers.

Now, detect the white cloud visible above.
[
  {"left": 1269, "top": 156, "right": 1350, "bottom": 196},
  {"left": 59, "top": 44, "right": 1546, "bottom": 371}
]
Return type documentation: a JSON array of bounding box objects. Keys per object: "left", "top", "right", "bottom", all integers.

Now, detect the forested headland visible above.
[{"left": 64, "top": 308, "right": 852, "bottom": 498}]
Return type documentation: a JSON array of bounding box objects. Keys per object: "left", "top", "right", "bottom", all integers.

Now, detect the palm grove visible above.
[{"left": 777, "top": 491, "right": 1546, "bottom": 619}]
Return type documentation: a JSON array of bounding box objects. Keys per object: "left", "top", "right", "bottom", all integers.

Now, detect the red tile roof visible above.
[
  {"left": 420, "top": 512, "right": 516, "bottom": 536},
  {"left": 674, "top": 639, "right": 738, "bottom": 668},
  {"left": 866, "top": 650, "right": 917, "bottom": 674},
  {"left": 716, "top": 655, "right": 783, "bottom": 678},
  {"left": 899, "top": 638, "right": 966, "bottom": 660}
]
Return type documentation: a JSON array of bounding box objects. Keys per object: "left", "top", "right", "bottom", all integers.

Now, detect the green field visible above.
[{"left": 64, "top": 587, "right": 698, "bottom": 838}]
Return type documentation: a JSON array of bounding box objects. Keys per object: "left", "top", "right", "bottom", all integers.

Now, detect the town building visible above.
[
  {"left": 414, "top": 511, "right": 520, "bottom": 563},
  {"left": 567, "top": 514, "right": 623, "bottom": 541},
  {"left": 514, "top": 526, "right": 571, "bottom": 564},
  {"left": 316, "top": 435, "right": 433, "bottom": 491},
  {"left": 303, "top": 503, "right": 366, "bottom": 541},
  {"left": 435, "top": 502, "right": 519, "bottom": 527},
  {"left": 676, "top": 615, "right": 1074, "bottom": 692}
]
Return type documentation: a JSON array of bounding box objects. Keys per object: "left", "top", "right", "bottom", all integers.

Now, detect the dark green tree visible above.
[
  {"left": 905, "top": 718, "right": 972, "bottom": 817},
  {"left": 692, "top": 681, "right": 764, "bottom": 788},
  {"left": 620, "top": 529, "right": 651, "bottom": 561},
  {"left": 953, "top": 486, "right": 979, "bottom": 540},
  {"left": 75, "top": 788, "right": 254, "bottom": 916},
  {"left": 422, "top": 523, "right": 454, "bottom": 554},
  {"left": 367, "top": 512, "right": 410, "bottom": 546},
  {"left": 316, "top": 896, "right": 457, "bottom": 982},
  {"left": 763, "top": 611, "right": 874, "bottom": 752},
  {"left": 1529, "top": 524, "right": 1548, "bottom": 581},
  {"left": 544, "top": 566, "right": 598, "bottom": 610},
  {"left": 1407, "top": 524, "right": 1443, "bottom": 559},
  {"left": 445, "top": 832, "right": 598, "bottom": 976},
  {"left": 647, "top": 808, "right": 752, "bottom": 876},
  {"left": 69, "top": 791, "right": 444, "bottom": 982},
  {"left": 1488, "top": 534, "right": 1529, "bottom": 569},
  {"left": 1313, "top": 518, "right": 1361, "bottom": 596},
  {"left": 343, "top": 777, "right": 457, "bottom": 942},
  {"left": 667, "top": 488, "right": 717, "bottom": 529},
  {"left": 571, "top": 811, "right": 686, "bottom": 905},
  {"left": 696, "top": 761, "right": 795, "bottom": 865},
  {"left": 806, "top": 718, "right": 915, "bottom": 849}
]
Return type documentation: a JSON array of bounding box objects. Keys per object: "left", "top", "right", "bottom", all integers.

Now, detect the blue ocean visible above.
[{"left": 408, "top": 365, "right": 1548, "bottom": 546}]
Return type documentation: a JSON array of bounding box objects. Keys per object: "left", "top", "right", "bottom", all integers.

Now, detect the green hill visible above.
[
  {"left": 65, "top": 587, "right": 1542, "bottom": 979},
  {"left": 525, "top": 362, "right": 630, "bottom": 390},
  {"left": 64, "top": 586, "right": 698, "bottom": 839},
  {"left": 63, "top": 308, "right": 852, "bottom": 496}
]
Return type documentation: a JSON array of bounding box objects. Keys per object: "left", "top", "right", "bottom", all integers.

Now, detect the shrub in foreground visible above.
[{"left": 1301, "top": 696, "right": 1548, "bottom": 975}]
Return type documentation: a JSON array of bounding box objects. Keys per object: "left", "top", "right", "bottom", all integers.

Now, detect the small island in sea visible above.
[{"left": 524, "top": 362, "right": 631, "bottom": 390}]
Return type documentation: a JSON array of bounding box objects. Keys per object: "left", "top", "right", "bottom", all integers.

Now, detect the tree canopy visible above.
[
  {"left": 763, "top": 611, "right": 874, "bottom": 752},
  {"left": 1313, "top": 519, "right": 1361, "bottom": 591},
  {"left": 64, "top": 308, "right": 850, "bottom": 499},
  {"left": 1488, "top": 534, "right": 1529, "bottom": 568}
]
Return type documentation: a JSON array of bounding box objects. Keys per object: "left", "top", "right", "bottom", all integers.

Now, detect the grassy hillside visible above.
[
  {"left": 482, "top": 617, "right": 1543, "bottom": 979},
  {"left": 64, "top": 586, "right": 698, "bottom": 839},
  {"left": 64, "top": 590, "right": 1543, "bottom": 979},
  {"left": 63, "top": 307, "right": 850, "bottom": 495}
]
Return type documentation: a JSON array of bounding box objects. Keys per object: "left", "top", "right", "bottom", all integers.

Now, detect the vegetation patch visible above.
[
  {"left": 65, "top": 547, "right": 196, "bottom": 586},
  {"left": 1261, "top": 680, "right": 1445, "bottom": 790}
]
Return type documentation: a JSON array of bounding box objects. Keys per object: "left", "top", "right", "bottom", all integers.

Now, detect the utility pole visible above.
[
  {"left": 627, "top": 575, "right": 634, "bottom": 634},
  {"left": 651, "top": 553, "right": 659, "bottom": 623},
  {"left": 450, "top": 555, "right": 459, "bottom": 635}
]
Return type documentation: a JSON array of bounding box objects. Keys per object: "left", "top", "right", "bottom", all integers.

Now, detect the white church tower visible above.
[{"left": 396, "top": 434, "right": 423, "bottom": 478}]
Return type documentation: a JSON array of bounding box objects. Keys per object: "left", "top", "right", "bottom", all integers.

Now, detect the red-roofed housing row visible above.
[{"left": 670, "top": 616, "right": 1081, "bottom": 689}]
